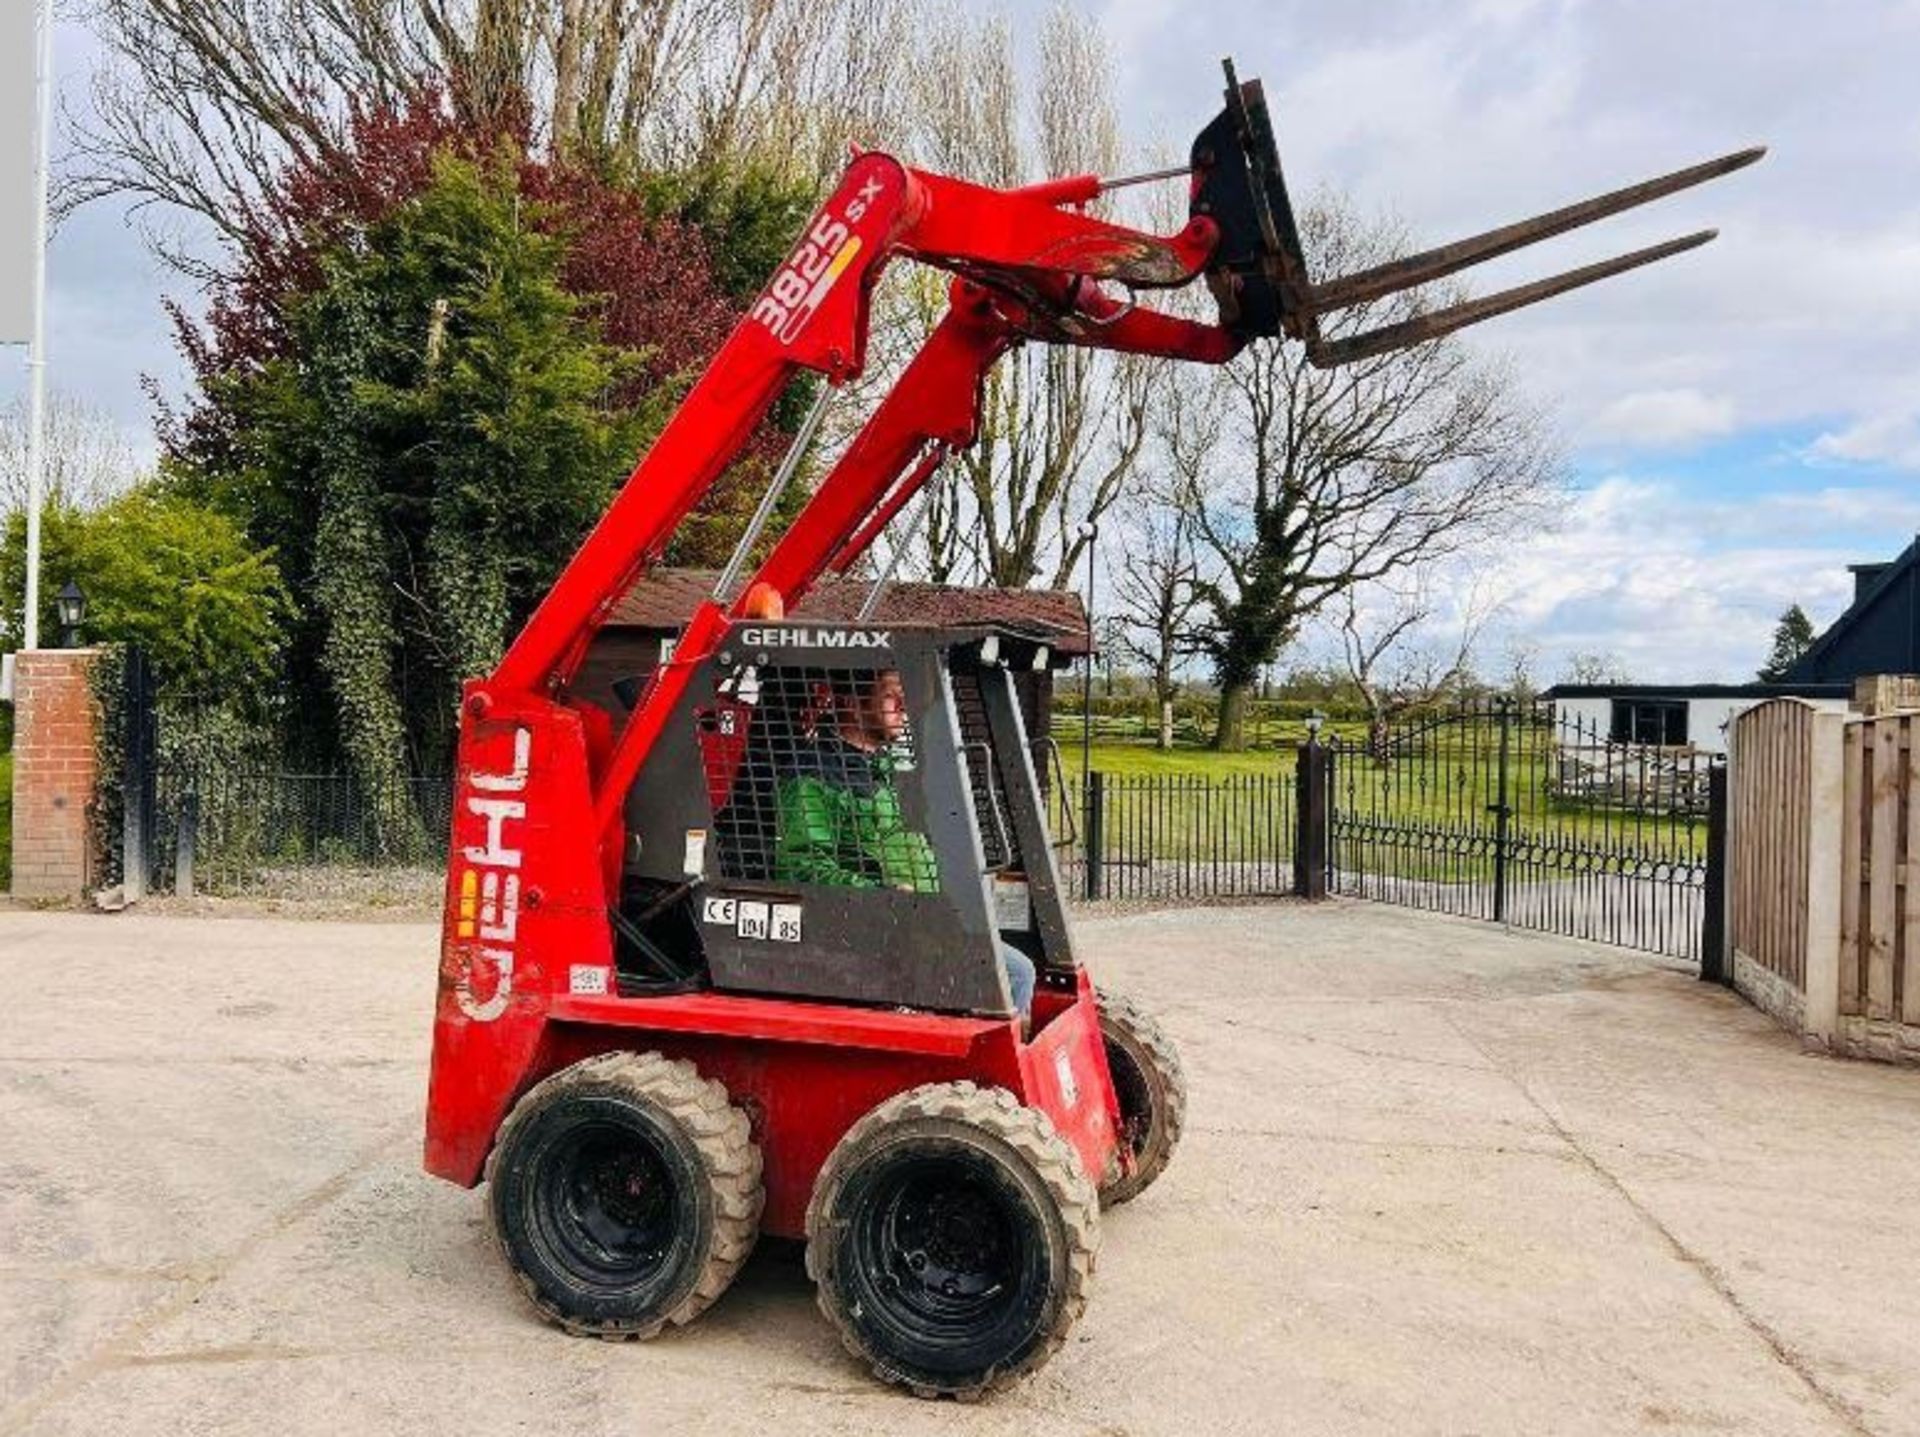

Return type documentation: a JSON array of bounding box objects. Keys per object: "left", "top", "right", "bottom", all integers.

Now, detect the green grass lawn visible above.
[
  {"left": 1052, "top": 720, "right": 1369, "bottom": 778},
  {"left": 1051, "top": 719, "right": 1708, "bottom": 873},
  {"left": 1066, "top": 742, "right": 1298, "bottom": 779}
]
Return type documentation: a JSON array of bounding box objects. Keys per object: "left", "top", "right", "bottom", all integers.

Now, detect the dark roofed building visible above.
[
  {"left": 602, "top": 569, "right": 1092, "bottom": 652},
  {"left": 1785, "top": 535, "right": 1920, "bottom": 684},
  {"left": 577, "top": 568, "right": 1090, "bottom": 733},
  {"left": 1545, "top": 682, "right": 1848, "bottom": 756},
  {"left": 1545, "top": 539, "right": 1920, "bottom": 753}
]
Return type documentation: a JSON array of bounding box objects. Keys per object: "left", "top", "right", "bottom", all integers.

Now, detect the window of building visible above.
[{"left": 1609, "top": 698, "right": 1689, "bottom": 747}]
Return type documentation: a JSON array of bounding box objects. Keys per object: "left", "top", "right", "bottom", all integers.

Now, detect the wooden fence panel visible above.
[
  {"left": 1904, "top": 730, "right": 1920, "bottom": 1029},
  {"left": 1730, "top": 700, "right": 1815, "bottom": 989},
  {"left": 1729, "top": 699, "right": 1918, "bottom": 1061},
  {"left": 1842, "top": 713, "right": 1913, "bottom": 1022},
  {"left": 1906, "top": 733, "right": 1920, "bottom": 1027},
  {"left": 1840, "top": 722, "right": 1863, "bottom": 1014}
]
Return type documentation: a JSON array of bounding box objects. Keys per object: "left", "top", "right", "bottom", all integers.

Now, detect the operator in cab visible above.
[{"left": 771, "top": 668, "right": 1037, "bottom": 1015}]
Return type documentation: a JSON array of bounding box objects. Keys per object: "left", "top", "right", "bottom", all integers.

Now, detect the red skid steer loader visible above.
[{"left": 423, "top": 59, "right": 1759, "bottom": 1397}]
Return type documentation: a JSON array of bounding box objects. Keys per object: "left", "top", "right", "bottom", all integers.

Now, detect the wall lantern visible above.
[{"left": 56, "top": 580, "right": 87, "bottom": 648}]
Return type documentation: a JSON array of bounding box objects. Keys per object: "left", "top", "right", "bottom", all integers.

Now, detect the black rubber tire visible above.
[
  {"left": 805, "top": 1081, "right": 1100, "bottom": 1400},
  {"left": 1096, "top": 990, "right": 1187, "bottom": 1207},
  {"left": 486, "top": 1051, "right": 762, "bottom": 1339}
]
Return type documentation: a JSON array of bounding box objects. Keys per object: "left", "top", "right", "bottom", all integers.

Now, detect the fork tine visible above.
[
  {"left": 1307, "top": 230, "right": 1718, "bottom": 368},
  {"left": 1302, "top": 150, "right": 1762, "bottom": 316}
]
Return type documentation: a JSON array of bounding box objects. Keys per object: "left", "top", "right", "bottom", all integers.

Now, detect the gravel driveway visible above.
[{"left": 2, "top": 899, "right": 1916, "bottom": 1436}]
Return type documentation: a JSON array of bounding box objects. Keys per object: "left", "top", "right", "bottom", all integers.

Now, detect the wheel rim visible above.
[
  {"left": 535, "top": 1119, "right": 685, "bottom": 1288},
  {"left": 846, "top": 1149, "right": 1038, "bottom": 1352}
]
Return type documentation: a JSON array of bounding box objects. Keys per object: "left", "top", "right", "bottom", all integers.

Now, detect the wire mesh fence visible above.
[
  {"left": 152, "top": 766, "right": 452, "bottom": 897},
  {"left": 1053, "top": 773, "right": 1298, "bottom": 901},
  {"left": 138, "top": 708, "right": 1715, "bottom": 967}
]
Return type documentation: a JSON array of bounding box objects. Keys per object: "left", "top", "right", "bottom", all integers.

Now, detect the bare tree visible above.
[
  {"left": 1502, "top": 637, "right": 1542, "bottom": 702},
  {"left": 0, "top": 394, "right": 141, "bottom": 515},
  {"left": 878, "top": 5, "right": 1154, "bottom": 590},
  {"left": 69, "top": 0, "right": 924, "bottom": 253},
  {"left": 1110, "top": 484, "right": 1206, "bottom": 751},
  {"left": 1335, "top": 564, "right": 1497, "bottom": 761},
  {"left": 1188, "top": 195, "right": 1564, "bottom": 750},
  {"left": 1560, "top": 651, "right": 1631, "bottom": 685},
  {"left": 1110, "top": 381, "right": 1219, "bottom": 749},
  {"left": 955, "top": 343, "right": 1155, "bottom": 588}
]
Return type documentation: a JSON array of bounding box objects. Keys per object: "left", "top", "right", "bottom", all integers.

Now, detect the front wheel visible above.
[
  {"left": 486, "top": 1051, "right": 763, "bottom": 1339},
  {"left": 805, "top": 1082, "right": 1100, "bottom": 1399}
]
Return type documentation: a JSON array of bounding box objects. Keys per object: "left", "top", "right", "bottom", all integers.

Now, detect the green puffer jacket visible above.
[{"left": 772, "top": 737, "right": 940, "bottom": 893}]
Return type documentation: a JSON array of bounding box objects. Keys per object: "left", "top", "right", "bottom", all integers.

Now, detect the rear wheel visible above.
[
  {"left": 487, "top": 1051, "right": 762, "bottom": 1339},
  {"left": 805, "top": 1082, "right": 1100, "bottom": 1399},
  {"left": 1096, "top": 990, "right": 1186, "bottom": 1206}
]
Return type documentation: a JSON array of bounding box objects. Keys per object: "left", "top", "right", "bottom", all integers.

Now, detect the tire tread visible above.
[
  {"left": 1095, "top": 990, "right": 1187, "bottom": 1206},
  {"left": 804, "top": 1080, "right": 1100, "bottom": 1399},
  {"left": 486, "top": 1050, "right": 763, "bottom": 1341}
]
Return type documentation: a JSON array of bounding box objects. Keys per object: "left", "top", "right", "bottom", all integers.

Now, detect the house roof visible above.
[
  {"left": 608, "top": 569, "right": 1093, "bottom": 656},
  {"left": 1545, "top": 682, "right": 1849, "bottom": 700},
  {"left": 1785, "top": 533, "right": 1920, "bottom": 683}
]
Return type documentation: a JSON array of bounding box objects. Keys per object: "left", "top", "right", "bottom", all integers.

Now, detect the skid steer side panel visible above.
[
  {"left": 546, "top": 1006, "right": 1006, "bottom": 1236},
  {"left": 425, "top": 687, "right": 613, "bottom": 1186},
  {"left": 1017, "top": 968, "right": 1125, "bottom": 1189}
]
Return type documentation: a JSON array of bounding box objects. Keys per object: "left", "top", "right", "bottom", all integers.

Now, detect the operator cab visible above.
[{"left": 616, "top": 620, "right": 1079, "bottom": 1019}]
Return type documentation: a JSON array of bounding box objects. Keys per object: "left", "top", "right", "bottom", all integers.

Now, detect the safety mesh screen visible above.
[
  {"left": 949, "top": 667, "right": 1017, "bottom": 871},
  {"left": 697, "top": 666, "right": 936, "bottom": 889}
]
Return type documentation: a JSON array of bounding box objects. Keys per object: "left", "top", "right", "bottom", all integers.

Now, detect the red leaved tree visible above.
[{"left": 165, "top": 90, "right": 791, "bottom": 566}]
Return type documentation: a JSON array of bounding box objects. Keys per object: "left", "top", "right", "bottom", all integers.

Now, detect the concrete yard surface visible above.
[{"left": 2, "top": 900, "right": 1917, "bottom": 1436}]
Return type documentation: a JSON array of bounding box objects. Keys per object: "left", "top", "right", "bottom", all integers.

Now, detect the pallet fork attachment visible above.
[{"left": 1193, "top": 58, "right": 1765, "bottom": 366}]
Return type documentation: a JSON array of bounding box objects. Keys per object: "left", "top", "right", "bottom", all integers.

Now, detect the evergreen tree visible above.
[
  {"left": 1, "top": 487, "right": 285, "bottom": 704},
  {"left": 1758, "top": 604, "right": 1816, "bottom": 681},
  {"left": 206, "top": 153, "right": 656, "bottom": 798},
  {"left": 167, "top": 99, "right": 820, "bottom": 778}
]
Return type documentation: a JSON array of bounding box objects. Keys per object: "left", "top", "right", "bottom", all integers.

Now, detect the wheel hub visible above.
[
  {"left": 896, "top": 1185, "right": 1008, "bottom": 1304},
  {"left": 853, "top": 1156, "right": 1026, "bottom": 1338},
  {"left": 550, "top": 1126, "right": 679, "bottom": 1275}
]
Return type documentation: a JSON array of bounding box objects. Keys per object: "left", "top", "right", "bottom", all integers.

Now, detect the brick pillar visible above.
[{"left": 10, "top": 649, "right": 104, "bottom": 900}]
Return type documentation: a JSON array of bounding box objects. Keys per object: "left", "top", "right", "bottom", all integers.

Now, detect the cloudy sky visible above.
[
  {"left": 6, "top": 0, "right": 1920, "bottom": 683},
  {"left": 1090, "top": 0, "right": 1920, "bottom": 682}
]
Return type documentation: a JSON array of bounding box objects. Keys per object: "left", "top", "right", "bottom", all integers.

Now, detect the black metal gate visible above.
[{"left": 1328, "top": 699, "right": 1720, "bottom": 962}]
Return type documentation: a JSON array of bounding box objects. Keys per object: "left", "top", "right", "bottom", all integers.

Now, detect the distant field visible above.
[
  {"left": 1062, "top": 741, "right": 1297, "bottom": 779},
  {"left": 1051, "top": 718, "right": 1368, "bottom": 778}
]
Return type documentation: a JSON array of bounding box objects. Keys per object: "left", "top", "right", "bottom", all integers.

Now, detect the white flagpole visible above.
[{"left": 21, "top": 0, "right": 52, "bottom": 651}]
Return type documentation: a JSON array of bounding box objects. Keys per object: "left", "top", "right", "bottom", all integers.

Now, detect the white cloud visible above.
[
  {"left": 34, "top": 2, "right": 1920, "bottom": 470},
  {"left": 1806, "top": 412, "right": 1920, "bottom": 471},
  {"left": 1584, "top": 389, "right": 1736, "bottom": 447},
  {"left": 1109, "top": 3, "right": 1920, "bottom": 456},
  {"left": 1474, "top": 475, "right": 1920, "bottom": 684}
]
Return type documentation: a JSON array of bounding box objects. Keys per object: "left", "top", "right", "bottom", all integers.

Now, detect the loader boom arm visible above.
[{"left": 467, "top": 61, "right": 1761, "bottom": 885}]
